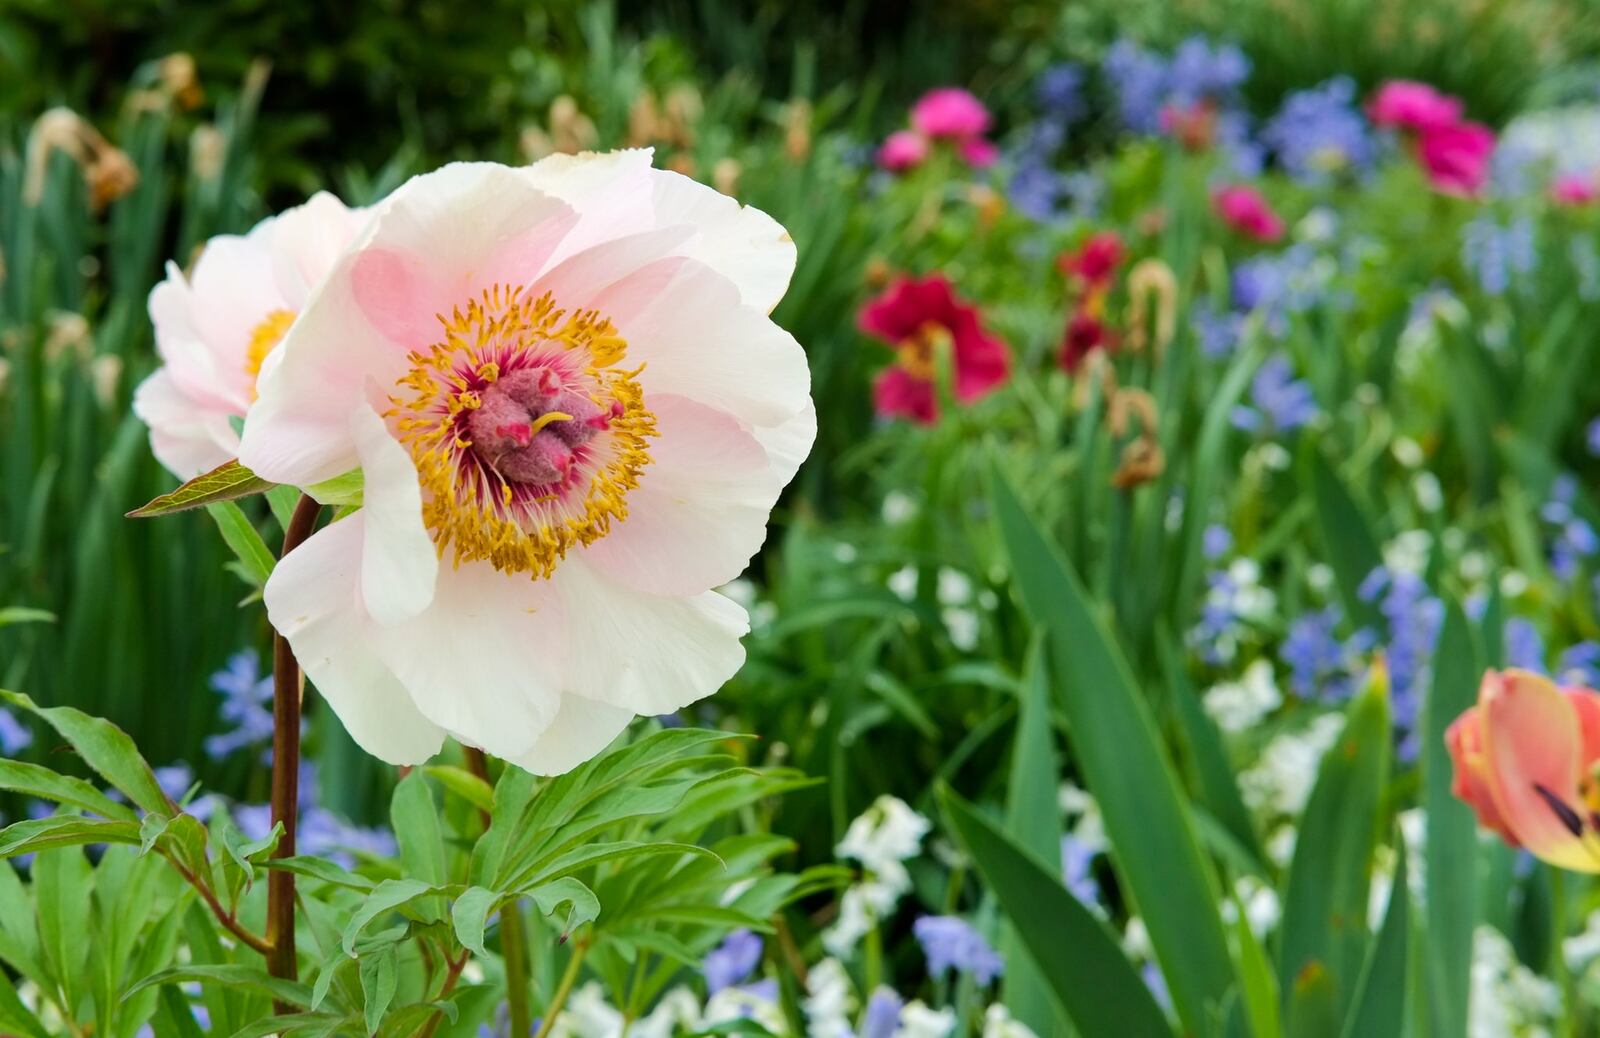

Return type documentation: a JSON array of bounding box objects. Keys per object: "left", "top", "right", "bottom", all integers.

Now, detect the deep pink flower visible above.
[
  {"left": 910, "top": 88, "right": 992, "bottom": 140},
  {"left": 1553, "top": 173, "right": 1600, "bottom": 207},
  {"left": 1212, "top": 185, "right": 1286, "bottom": 242},
  {"left": 1418, "top": 121, "right": 1495, "bottom": 197},
  {"left": 879, "top": 130, "right": 930, "bottom": 173},
  {"left": 1059, "top": 309, "right": 1117, "bottom": 372},
  {"left": 858, "top": 275, "right": 1009, "bottom": 424},
  {"left": 1058, "top": 232, "right": 1125, "bottom": 289},
  {"left": 958, "top": 137, "right": 999, "bottom": 169},
  {"left": 1368, "top": 80, "right": 1463, "bottom": 133}
]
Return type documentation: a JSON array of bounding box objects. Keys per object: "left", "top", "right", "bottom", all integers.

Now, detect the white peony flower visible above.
[{"left": 238, "top": 153, "right": 814, "bottom": 773}]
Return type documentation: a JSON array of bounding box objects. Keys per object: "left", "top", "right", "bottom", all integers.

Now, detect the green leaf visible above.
[
  {"left": 0, "top": 691, "right": 172, "bottom": 816},
  {"left": 342, "top": 878, "right": 437, "bottom": 956},
  {"left": 988, "top": 464, "right": 1235, "bottom": 1035},
  {"left": 1278, "top": 671, "right": 1391, "bottom": 1019},
  {"left": 392, "top": 771, "right": 448, "bottom": 885},
  {"left": 1229, "top": 887, "right": 1281, "bottom": 1038},
  {"left": 1423, "top": 601, "right": 1478, "bottom": 1038},
  {"left": 423, "top": 765, "right": 495, "bottom": 813},
  {"left": 0, "top": 974, "right": 49, "bottom": 1038},
  {"left": 1158, "top": 628, "right": 1264, "bottom": 866},
  {"left": 0, "top": 607, "right": 54, "bottom": 628},
  {"left": 34, "top": 847, "right": 93, "bottom": 1008},
  {"left": 260, "top": 855, "right": 376, "bottom": 891},
  {"left": 1306, "top": 450, "right": 1383, "bottom": 631},
  {"left": 126, "top": 964, "right": 317, "bottom": 1008},
  {"left": 155, "top": 985, "right": 208, "bottom": 1038},
  {"left": 1000, "top": 641, "right": 1065, "bottom": 1037},
  {"left": 0, "top": 759, "right": 137, "bottom": 821},
  {"left": 529, "top": 876, "right": 600, "bottom": 938},
  {"left": 127, "top": 458, "right": 276, "bottom": 517},
  {"left": 361, "top": 944, "right": 399, "bottom": 1034},
  {"left": 940, "top": 785, "right": 1171, "bottom": 1037},
  {"left": 306, "top": 469, "right": 364, "bottom": 507},
  {"left": 451, "top": 886, "right": 499, "bottom": 958},
  {"left": 1286, "top": 962, "right": 1340, "bottom": 1038},
  {"left": 206, "top": 502, "right": 276, "bottom": 586},
  {"left": 0, "top": 816, "right": 143, "bottom": 859},
  {"left": 1341, "top": 841, "right": 1409, "bottom": 1038}
]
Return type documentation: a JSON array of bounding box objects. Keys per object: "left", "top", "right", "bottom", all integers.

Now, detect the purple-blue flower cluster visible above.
[
  {"left": 1261, "top": 78, "right": 1376, "bottom": 185},
  {"left": 234, "top": 762, "right": 396, "bottom": 868},
  {"left": 702, "top": 928, "right": 763, "bottom": 994},
  {"left": 1231, "top": 353, "right": 1318, "bottom": 434},
  {"left": 204, "top": 651, "right": 278, "bottom": 761},
  {"left": 0, "top": 708, "right": 32, "bottom": 756},
  {"left": 1009, "top": 62, "right": 1093, "bottom": 221},
  {"left": 1280, "top": 607, "right": 1372, "bottom": 700},
  {"left": 1358, "top": 566, "right": 1444, "bottom": 761},
  {"left": 1461, "top": 214, "right": 1535, "bottom": 296},
  {"left": 913, "top": 915, "right": 1004, "bottom": 985},
  {"left": 1541, "top": 475, "right": 1598, "bottom": 582}
]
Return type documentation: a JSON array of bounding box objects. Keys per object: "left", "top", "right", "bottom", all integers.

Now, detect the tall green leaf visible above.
[
  {"left": 1278, "top": 671, "right": 1391, "bottom": 1019},
  {"left": 1306, "top": 451, "right": 1383, "bottom": 631},
  {"left": 989, "top": 465, "right": 1235, "bottom": 1036},
  {"left": 941, "top": 786, "right": 1171, "bottom": 1037},
  {"left": 1422, "top": 602, "right": 1478, "bottom": 1038},
  {"left": 126, "top": 459, "right": 275, "bottom": 517},
  {"left": 1341, "top": 841, "right": 1409, "bottom": 1038},
  {"left": 0, "top": 691, "right": 172, "bottom": 816}
]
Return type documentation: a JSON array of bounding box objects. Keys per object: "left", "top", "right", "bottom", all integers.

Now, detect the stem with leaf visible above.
[
  {"left": 533, "top": 941, "right": 590, "bottom": 1038},
  {"left": 466, "top": 747, "right": 535, "bottom": 1038},
  {"left": 266, "top": 493, "right": 321, "bottom": 1008}
]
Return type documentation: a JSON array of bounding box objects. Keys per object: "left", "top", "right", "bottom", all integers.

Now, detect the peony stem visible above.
[
  {"left": 532, "top": 941, "right": 589, "bottom": 1038},
  {"left": 266, "top": 493, "right": 322, "bottom": 1011},
  {"left": 464, "top": 747, "right": 535, "bottom": 1038}
]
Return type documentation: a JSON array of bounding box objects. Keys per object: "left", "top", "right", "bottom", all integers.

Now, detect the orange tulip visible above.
[{"left": 1447, "top": 668, "right": 1600, "bottom": 871}]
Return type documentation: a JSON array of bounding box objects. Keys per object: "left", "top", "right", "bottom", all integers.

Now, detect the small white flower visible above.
[
  {"left": 833, "top": 542, "right": 859, "bottom": 564},
  {"left": 1266, "top": 825, "right": 1298, "bottom": 867},
  {"left": 837, "top": 795, "right": 931, "bottom": 871},
  {"left": 1241, "top": 713, "right": 1344, "bottom": 817},
  {"left": 888, "top": 566, "right": 919, "bottom": 602},
  {"left": 1391, "top": 437, "right": 1425, "bottom": 468},
  {"left": 895, "top": 1001, "right": 957, "bottom": 1038},
  {"left": 1203, "top": 659, "right": 1282, "bottom": 733},
  {"left": 1384, "top": 530, "right": 1432, "bottom": 576},
  {"left": 1123, "top": 916, "right": 1152, "bottom": 961},
  {"left": 1413, "top": 472, "right": 1444, "bottom": 513},
  {"left": 981, "top": 1003, "right": 1041, "bottom": 1038},
  {"left": 1220, "top": 875, "right": 1281, "bottom": 934},
  {"left": 942, "top": 607, "right": 980, "bottom": 651},
  {"left": 1307, "top": 563, "right": 1335, "bottom": 596},
  {"left": 883, "top": 490, "right": 919, "bottom": 525},
  {"left": 547, "top": 982, "right": 624, "bottom": 1038},
  {"left": 1500, "top": 570, "right": 1530, "bottom": 598},
  {"left": 803, "top": 959, "right": 857, "bottom": 1038},
  {"left": 936, "top": 568, "right": 973, "bottom": 606}
]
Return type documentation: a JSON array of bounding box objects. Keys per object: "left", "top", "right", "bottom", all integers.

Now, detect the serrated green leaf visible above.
[
  {"left": 988, "top": 464, "right": 1234, "bottom": 1036},
  {"left": 529, "top": 877, "right": 600, "bottom": 937},
  {"left": 206, "top": 501, "right": 275, "bottom": 586},
  {"left": 0, "top": 691, "right": 172, "bottom": 816},
  {"left": 940, "top": 785, "right": 1170, "bottom": 1037},
  {"left": 0, "top": 759, "right": 137, "bottom": 822},
  {"left": 342, "top": 878, "right": 437, "bottom": 957},
  {"left": 0, "top": 816, "right": 143, "bottom": 859},
  {"left": 127, "top": 458, "right": 275, "bottom": 517},
  {"left": 451, "top": 886, "right": 498, "bottom": 958}
]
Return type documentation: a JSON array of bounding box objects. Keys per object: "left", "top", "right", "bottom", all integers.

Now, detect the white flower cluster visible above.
[
  {"left": 1239, "top": 712, "right": 1345, "bottom": 817},
  {"left": 1468, "top": 926, "right": 1561, "bottom": 1038},
  {"left": 1203, "top": 658, "right": 1283, "bottom": 733},
  {"left": 823, "top": 795, "right": 932, "bottom": 957}
]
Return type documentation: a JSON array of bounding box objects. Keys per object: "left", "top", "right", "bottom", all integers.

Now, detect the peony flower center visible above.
[
  {"left": 386, "top": 286, "right": 655, "bottom": 579},
  {"left": 895, "top": 321, "right": 949, "bottom": 380},
  {"left": 245, "top": 308, "right": 296, "bottom": 399}
]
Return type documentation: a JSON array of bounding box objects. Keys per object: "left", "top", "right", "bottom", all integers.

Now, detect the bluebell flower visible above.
[
  {"left": 1261, "top": 78, "right": 1375, "bottom": 185},
  {"left": 1142, "top": 962, "right": 1172, "bottom": 1013},
  {"left": 1215, "top": 109, "right": 1265, "bottom": 177},
  {"left": 1280, "top": 607, "right": 1363, "bottom": 700},
  {"left": 1061, "top": 833, "right": 1101, "bottom": 906},
  {"left": 235, "top": 762, "right": 396, "bottom": 868},
  {"left": 1192, "top": 301, "right": 1246, "bottom": 358},
  {"left": 1558, "top": 642, "right": 1600, "bottom": 687},
  {"left": 1587, "top": 417, "right": 1600, "bottom": 457},
  {"left": 1504, "top": 617, "right": 1546, "bottom": 672},
  {"left": 1036, "top": 63, "right": 1085, "bottom": 122},
  {"left": 0, "top": 708, "right": 32, "bottom": 756},
  {"left": 154, "top": 762, "right": 217, "bottom": 822},
  {"left": 1541, "top": 475, "right": 1598, "bottom": 581},
  {"left": 1104, "top": 40, "right": 1170, "bottom": 134},
  {"left": 703, "top": 928, "right": 763, "bottom": 994},
  {"left": 1461, "top": 215, "right": 1536, "bottom": 296},
  {"left": 1231, "top": 354, "right": 1317, "bottom": 434},
  {"left": 1008, "top": 162, "right": 1063, "bottom": 222},
  {"left": 1166, "top": 36, "right": 1250, "bottom": 104},
  {"left": 1203, "top": 524, "right": 1233, "bottom": 560},
  {"left": 1359, "top": 567, "right": 1444, "bottom": 761},
  {"left": 913, "top": 915, "right": 1004, "bottom": 985},
  {"left": 204, "top": 651, "right": 277, "bottom": 761},
  {"left": 861, "top": 987, "right": 904, "bottom": 1038}
]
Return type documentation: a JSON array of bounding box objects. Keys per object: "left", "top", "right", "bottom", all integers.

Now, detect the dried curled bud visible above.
[
  {"left": 1125, "top": 258, "right": 1178, "bottom": 357},
  {"left": 24, "top": 108, "right": 140, "bottom": 212},
  {"left": 159, "top": 53, "right": 204, "bottom": 110}
]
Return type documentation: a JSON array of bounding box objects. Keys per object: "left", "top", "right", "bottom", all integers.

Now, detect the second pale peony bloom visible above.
[
  {"left": 1447, "top": 668, "right": 1600, "bottom": 871},
  {"left": 135, "top": 192, "right": 365, "bottom": 479},
  {"left": 239, "top": 151, "right": 815, "bottom": 773}
]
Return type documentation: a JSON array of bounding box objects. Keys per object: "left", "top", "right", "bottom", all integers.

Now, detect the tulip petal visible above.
[{"left": 1481, "top": 669, "right": 1598, "bottom": 871}]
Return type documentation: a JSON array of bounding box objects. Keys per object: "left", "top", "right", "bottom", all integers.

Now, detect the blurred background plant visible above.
[{"left": 4, "top": 0, "right": 1600, "bottom": 1034}]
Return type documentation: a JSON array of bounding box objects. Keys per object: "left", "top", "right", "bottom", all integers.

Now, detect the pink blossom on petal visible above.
[
  {"left": 879, "top": 130, "right": 930, "bottom": 173},
  {"left": 1418, "top": 121, "right": 1495, "bottom": 197},
  {"left": 958, "top": 137, "right": 999, "bottom": 169},
  {"left": 910, "top": 87, "right": 992, "bottom": 140},
  {"left": 1368, "top": 80, "right": 1463, "bottom": 133},
  {"left": 1553, "top": 173, "right": 1600, "bottom": 207},
  {"left": 1211, "top": 185, "right": 1286, "bottom": 242}
]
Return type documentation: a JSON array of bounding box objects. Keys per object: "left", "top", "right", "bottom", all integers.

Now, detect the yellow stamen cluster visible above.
[
  {"left": 244, "top": 308, "right": 296, "bottom": 399},
  {"left": 386, "top": 285, "right": 656, "bottom": 579}
]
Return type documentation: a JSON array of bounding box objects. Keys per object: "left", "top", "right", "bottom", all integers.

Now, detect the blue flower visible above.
[
  {"left": 1359, "top": 567, "right": 1444, "bottom": 761},
  {"left": 1203, "top": 524, "right": 1233, "bottom": 560},
  {"left": 1231, "top": 354, "right": 1317, "bottom": 434},
  {"left": 1280, "top": 607, "right": 1363, "bottom": 700},
  {"left": 1558, "top": 642, "right": 1600, "bottom": 687},
  {"left": 154, "top": 762, "right": 218, "bottom": 822},
  {"left": 1166, "top": 36, "right": 1250, "bottom": 105},
  {"left": 913, "top": 915, "right": 1004, "bottom": 985},
  {"left": 1461, "top": 215, "right": 1536, "bottom": 296},
  {"left": 1504, "top": 617, "right": 1546, "bottom": 672},
  {"left": 1587, "top": 417, "right": 1600, "bottom": 457},
  {"left": 204, "top": 651, "right": 277, "bottom": 761},
  {"left": 234, "top": 763, "right": 396, "bottom": 868},
  {"left": 0, "top": 708, "right": 32, "bottom": 756},
  {"left": 703, "top": 928, "right": 763, "bottom": 994},
  {"left": 1036, "top": 63, "right": 1085, "bottom": 122},
  {"left": 1193, "top": 300, "right": 1246, "bottom": 358},
  {"left": 1261, "top": 78, "right": 1375, "bottom": 185},
  {"left": 861, "top": 987, "right": 904, "bottom": 1038},
  {"left": 1061, "top": 834, "right": 1101, "bottom": 907},
  {"left": 1104, "top": 40, "right": 1170, "bottom": 134}
]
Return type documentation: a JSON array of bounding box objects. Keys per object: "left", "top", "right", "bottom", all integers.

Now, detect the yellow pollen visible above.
[
  {"left": 244, "top": 308, "right": 296, "bottom": 399},
  {"left": 895, "top": 320, "right": 948, "bottom": 380},
  {"left": 385, "top": 285, "right": 656, "bottom": 579}
]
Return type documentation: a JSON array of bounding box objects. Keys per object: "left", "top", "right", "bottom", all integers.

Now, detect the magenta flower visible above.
[
  {"left": 1553, "top": 173, "right": 1600, "bottom": 207},
  {"left": 1418, "top": 121, "right": 1495, "bottom": 197},
  {"left": 910, "top": 88, "right": 992, "bottom": 139},
  {"left": 878, "top": 130, "right": 929, "bottom": 173},
  {"left": 1368, "top": 80, "right": 1463, "bottom": 133},
  {"left": 1212, "top": 184, "right": 1285, "bottom": 242},
  {"left": 858, "top": 275, "right": 1009, "bottom": 425}
]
